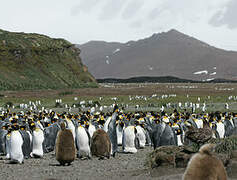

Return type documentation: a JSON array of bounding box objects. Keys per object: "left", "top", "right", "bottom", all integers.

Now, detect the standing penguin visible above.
[
  {"left": 151, "top": 119, "right": 175, "bottom": 149},
  {"left": 107, "top": 106, "right": 118, "bottom": 157},
  {"left": 19, "top": 125, "right": 32, "bottom": 159},
  {"left": 183, "top": 144, "right": 227, "bottom": 180},
  {"left": 44, "top": 122, "right": 60, "bottom": 153},
  {"left": 122, "top": 126, "right": 138, "bottom": 153},
  {"left": 88, "top": 122, "right": 96, "bottom": 138},
  {"left": 30, "top": 122, "right": 45, "bottom": 158},
  {"left": 9, "top": 124, "right": 24, "bottom": 164},
  {"left": 5, "top": 126, "right": 12, "bottom": 159},
  {"left": 64, "top": 115, "right": 76, "bottom": 142},
  {"left": 0, "top": 124, "right": 8, "bottom": 155},
  {"left": 116, "top": 122, "right": 124, "bottom": 146},
  {"left": 55, "top": 123, "right": 76, "bottom": 166},
  {"left": 91, "top": 129, "right": 111, "bottom": 159},
  {"left": 135, "top": 125, "right": 146, "bottom": 148},
  {"left": 76, "top": 125, "right": 91, "bottom": 159},
  {"left": 216, "top": 120, "right": 225, "bottom": 139}
]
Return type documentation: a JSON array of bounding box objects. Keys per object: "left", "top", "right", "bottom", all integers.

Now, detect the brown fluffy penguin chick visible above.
[
  {"left": 55, "top": 123, "right": 76, "bottom": 166},
  {"left": 183, "top": 143, "right": 227, "bottom": 180},
  {"left": 91, "top": 129, "right": 111, "bottom": 159}
]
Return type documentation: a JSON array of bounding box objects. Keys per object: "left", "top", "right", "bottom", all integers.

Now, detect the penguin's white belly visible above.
[
  {"left": 116, "top": 125, "right": 123, "bottom": 145},
  {"left": 216, "top": 123, "right": 225, "bottom": 138},
  {"left": 103, "top": 117, "right": 111, "bottom": 133},
  {"left": 136, "top": 126, "right": 146, "bottom": 148},
  {"left": 88, "top": 124, "right": 96, "bottom": 138},
  {"left": 10, "top": 131, "right": 24, "bottom": 163},
  {"left": 37, "top": 121, "right": 44, "bottom": 131},
  {"left": 196, "top": 120, "right": 203, "bottom": 129},
  {"left": 27, "top": 131, "right": 32, "bottom": 144},
  {"left": 67, "top": 121, "right": 76, "bottom": 141},
  {"left": 177, "top": 135, "right": 183, "bottom": 146},
  {"left": 32, "top": 129, "right": 44, "bottom": 157},
  {"left": 123, "top": 126, "right": 137, "bottom": 153},
  {"left": 5, "top": 134, "right": 11, "bottom": 159},
  {"left": 77, "top": 127, "right": 90, "bottom": 156}
]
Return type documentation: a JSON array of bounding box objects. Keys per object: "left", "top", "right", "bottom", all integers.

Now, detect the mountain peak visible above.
[
  {"left": 167, "top": 29, "right": 181, "bottom": 34},
  {"left": 79, "top": 30, "right": 237, "bottom": 81}
]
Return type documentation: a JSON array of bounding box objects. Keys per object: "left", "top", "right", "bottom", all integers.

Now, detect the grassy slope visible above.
[{"left": 0, "top": 29, "right": 97, "bottom": 90}]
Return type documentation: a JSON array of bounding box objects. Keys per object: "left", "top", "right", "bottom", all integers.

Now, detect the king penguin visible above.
[
  {"left": 107, "top": 106, "right": 118, "bottom": 157},
  {"left": 135, "top": 124, "right": 146, "bottom": 148},
  {"left": 216, "top": 120, "right": 225, "bottom": 139},
  {"left": 76, "top": 124, "right": 91, "bottom": 159},
  {"left": 183, "top": 144, "right": 227, "bottom": 180},
  {"left": 0, "top": 124, "right": 8, "bottom": 155},
  {"left": 19, "top": 124, "right": 32, "bottom": 159},
  {"left": 91, "top": 128, "right": 111, "bottom": 159},
  {"left": 30, "top": 122, "right": 45, "bottom": 158},
  {"left": 116, "top": 119, "right": 125, "bottom": 146},
  {"left": 9, "top": 124, "right": 24, "bottom": 164},
  {"left": 44, "top": 121, "right": 60, "bottom": 153},
  {"left": 64, "top": 115, "right": 76, "bottom": 142},
  {"left": 122, "top": 125, "right": 138, "bottom": 153},
  {"left": 56, "top": 123, "right": 76, "bottom": 166}
]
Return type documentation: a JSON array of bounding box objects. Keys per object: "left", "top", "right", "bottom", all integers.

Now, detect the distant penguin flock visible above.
[{"left": 0, "top": 105, "right": 237, "bottom": 166}]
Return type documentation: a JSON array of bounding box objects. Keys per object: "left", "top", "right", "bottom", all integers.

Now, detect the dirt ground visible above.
[
  {"left": 0, "top": 146, "right": 236, "bottom": 180},
  {"left": 2, "top": 83, "right": 237, "bottom": 98},
  {"left": 0, "top": 146, "right": 182, "bottom": 180}
]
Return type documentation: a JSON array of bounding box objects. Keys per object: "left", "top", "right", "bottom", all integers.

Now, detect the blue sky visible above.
[{"left": 1, "top": 0, "right": 237, "bottom": 50}]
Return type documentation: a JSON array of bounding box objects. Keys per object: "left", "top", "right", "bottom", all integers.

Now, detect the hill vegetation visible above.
[{"left": 0, "top": 29, "right": 97, "bottom": 90}]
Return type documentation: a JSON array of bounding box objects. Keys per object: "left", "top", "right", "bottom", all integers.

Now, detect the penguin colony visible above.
[{"left": 0, "top": 107, "right": 237, "bottom": 165}]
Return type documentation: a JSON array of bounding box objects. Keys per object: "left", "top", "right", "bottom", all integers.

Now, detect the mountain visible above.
[
  {"left": 78, "top": 29, "right": 237, "bottom": 81},
  {"left": 0, "top": 29, "right": 97, "bottom": 90}
]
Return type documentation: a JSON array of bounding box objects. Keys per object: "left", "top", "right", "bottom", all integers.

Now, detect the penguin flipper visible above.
[{"left": 134, "top": 135, "right": 140, "bottom": 149}]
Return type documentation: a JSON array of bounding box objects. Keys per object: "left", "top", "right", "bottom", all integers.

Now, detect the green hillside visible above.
[{"left": 0, "top": 29, "right": 97, "bottom": 90}]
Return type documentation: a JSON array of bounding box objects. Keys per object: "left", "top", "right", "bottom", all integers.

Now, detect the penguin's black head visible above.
[
  {"left": 45, "top": 122, "right": 51, "bottom": 127},
  {"left": 2, "top": 124, "right": 9, "bottom": 130},
  {"left": 7, "top": 126, "right": 12, "bottom": 134},
  {"left": 113, "top": 104, "right": 119, "bottom": 113},
  {"left": 120, "top": 121, "right": 124, "bottom": 128},
  {"left": 161, "top": 111, "right": 166, "bottom": 117},
  {"left": 12, "top": 124, "right": 20, "bottom": 131},
  {"left": 85, "top": 121, "right": 89, "bottom": 129},
  {"left": 51, "top": 118, "right": 57, "bottom": 124},
  {"left": 29, "top": 122, "right": 36, "bottom": 131},
  {"left": 154, "top": 119, "right": 160, "bottom": 124},
  {"left": 140, "top": 123, "right": 145, "bottom": 128},
  {"left": 134, "top": 120, "right": 139, "bottom": 126},
  {"left": 68, "top": 114, "right": 73, "bottom": 119},
  {"left": 10, "top": 118, "right": 18, "bottom": 125},
  {"left": 175, "top": 128, "right": 182, "bottom": 135},
  {"left": 20, "top": 125, "right": 26, "bottom": 131}
]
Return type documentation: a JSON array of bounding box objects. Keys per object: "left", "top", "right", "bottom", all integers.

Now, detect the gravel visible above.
[{"left": 1, "top": 146, "right": 235, "bottom": 180}]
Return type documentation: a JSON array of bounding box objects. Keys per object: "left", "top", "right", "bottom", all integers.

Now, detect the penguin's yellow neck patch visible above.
[{"left": 35, "top": 128, "right": 41, "bottom": 132}]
